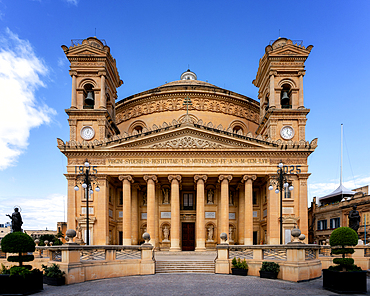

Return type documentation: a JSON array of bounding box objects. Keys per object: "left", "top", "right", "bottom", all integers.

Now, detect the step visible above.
[{"left": 155, "top": 260, "right": 215, "bottom": 274}]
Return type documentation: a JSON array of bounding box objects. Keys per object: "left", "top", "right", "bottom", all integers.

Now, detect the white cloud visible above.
[
  {"left": 308, "top": 174, "right": 370, "bottom": 202},
  {"left": 65, "top": 0, "right": 78, "bottom": 5},
  {"left": 57, "top": 56, "right": 67, "bottom": 67},
  {"left": 0, "top": 194, "right": 65, "bottom": 230},
  {"left": 0, "top": 28, "right": 56, "bottom": 170}
]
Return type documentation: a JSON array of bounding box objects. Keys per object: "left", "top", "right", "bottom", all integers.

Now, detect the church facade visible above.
[{"left": 58, "top": 37, "right": 317, "bottom": 249}]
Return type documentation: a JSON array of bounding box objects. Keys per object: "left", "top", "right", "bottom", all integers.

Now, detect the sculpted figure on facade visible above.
[
  {"left": 143, "top": 193, "right": 147, "bottom": 206},
  {"left": 207, "top": 189, "right": 214, "bottom": 204},
  {"left": 207, "top": 225, "right": 214, "bottom": 241},
  {"left": 162, "top": 188, "right": 170, "bottom": 204},
  {"left": 163, "top": 225, "right": 170, "bottom": 242},
  {"left": 229, "top": 226, "right": 234, "bottom": 242}
]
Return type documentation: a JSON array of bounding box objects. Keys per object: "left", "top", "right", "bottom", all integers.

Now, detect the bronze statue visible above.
[
  {"left": 348, "top": 205, "right": 361, "bottom": 233},
  {"left": 6, "top": 207, "right": 23, "bottom": 232}
]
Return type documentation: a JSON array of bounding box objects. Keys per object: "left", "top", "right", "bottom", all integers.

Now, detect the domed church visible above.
[{"left": 58, "top": 37, "right": 316, "bottom": 249}]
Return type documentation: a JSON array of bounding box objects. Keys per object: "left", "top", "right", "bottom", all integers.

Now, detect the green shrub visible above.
[
  {"left": 329, "top": 227, "right": 361, "bottom": 271},
  {"left": 231, "top": 258, "right": 248, "bottom": 270},
  {"left": 9, "top": 266, "right": 31, "bottom": 278},
  {"left": 1, "top": 232, "right": 35, "bottom": 266},
  {"left": 329, "top": 227, "right": 358, "bottom": 247},
  {"left": 331, "top": 248, "right": 355, "bottom": 255},
  {"left": 333, "top": 258, "right": 354, "bottom": 266},
  {"left": 42, "top": 264, "right": 65, "bottom": 278},
  {"left": 260, "top": 261, "right": 280, "bottom": 273},
  {"left": 0, "top": 264, "right": 10, "bottom": 274}
]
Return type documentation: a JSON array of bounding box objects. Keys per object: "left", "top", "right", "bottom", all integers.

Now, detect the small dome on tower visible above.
[{"left": 180, "top": 69, "right": 197, "bottom": 80}]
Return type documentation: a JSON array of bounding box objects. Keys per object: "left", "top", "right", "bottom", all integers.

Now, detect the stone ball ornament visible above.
[
  {"left": 142, "top": 232, "right": 150, "bottom": 244},
  {"left": 65, "top": 229, "right": 77, "bottom": 243},
  {"left": 298, "top": 234, "right": 306, "bottom": 241},
  {"left": 220, "top": 232, "right": 228, "bottom": 243}
]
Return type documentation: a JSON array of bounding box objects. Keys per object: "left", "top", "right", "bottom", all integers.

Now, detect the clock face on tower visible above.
[
  {"left": 280, "top": 126, "right": 294, "bottom": 140},
  {"left": 80, "top": 126, "right": 95, "bottom": 141}
]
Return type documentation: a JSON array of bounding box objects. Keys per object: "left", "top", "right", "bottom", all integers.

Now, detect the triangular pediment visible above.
[
  {"left": 270, "top": 44, "right": 310, "bottom": 56},
  {"left": 104, "top": 125, "right": 274, "bottom": 150},
  {"left": 67, "top": 45, "right": 107, "bottom": 57}
]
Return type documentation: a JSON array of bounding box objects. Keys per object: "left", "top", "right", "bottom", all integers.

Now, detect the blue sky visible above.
[{"left": 0, "top": 1, "right": 369, "bottom": 230}]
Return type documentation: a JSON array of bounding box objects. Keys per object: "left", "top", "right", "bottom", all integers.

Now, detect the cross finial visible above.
[{"left": 183, "top": 96, "right": 192, "bottom": 116}]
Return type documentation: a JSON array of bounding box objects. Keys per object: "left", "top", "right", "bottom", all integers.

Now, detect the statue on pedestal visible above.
[
  {"left": 6, "top": 207, "right": 23, "bottom": 232},
  {"left": 162, "top": 188, "right": 170, "bottom": 204},
  {"left": 348, "top": 205, "right": 361, "bottom": 233},
  {"left": 163, "top": 226, "right": 170, "bottom": 242},
  {"left": 207, "top": 225, "right": 214, "bottom": 241}
]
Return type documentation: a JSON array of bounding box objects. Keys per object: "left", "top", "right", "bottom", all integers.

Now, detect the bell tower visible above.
[
  {"left": 62, "top": 37, "right": 123, "bottom": 142},
  {"left": 253, "top": 38, "right": 313, "bottom": 142}
]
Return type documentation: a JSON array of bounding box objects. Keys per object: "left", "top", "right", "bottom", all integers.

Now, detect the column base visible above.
[
  {"left": 195, "top": 247, "right": 207, "bottom": 252},
  {"left": 169, "top": 247, "right": 181, "bottom": 252},
  {"left": 122, "top": 239, "right": 132, "bottom": 246}
]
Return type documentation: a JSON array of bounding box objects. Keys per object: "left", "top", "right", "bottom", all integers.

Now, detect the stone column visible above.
[
  {"left": 237, "top": 185, "right": 244, "bottom": 245},
  {"left": 131, "top": 184, "right": 140, "bottom": 245},
  {"left": 267, "top": 177, "right": 279, "bottom": 244},
  {"left": 67, "top": 176, "right": 77, "bottom": 231},
  {"left": 119, "top": 175, "right": 134, "bottom": 245},
  {"left": 168, "top": 175, "right": 181, "bottom": 251},
  {"left": 155, "top": 183, "right": 161, "bottom": 247},
  {"left": 143, "top": 175, "right": 157, "bottom": 246},
  {"left": 298, "top": 174, "right": 309, "bottom": 243},
  {"left": 95, "top": 176, "right": 109, "bottom": 245},
  {"left": 269, "top": 71, "right": 276, "bottom": 108},
  {"left": 298, "top": 71, "right": 305, "bottom": 108},
  {"left": 242, "top": 175, "right": 257, "bottom": 245},
  {"left": 219, "top": 175, "right": 232, "bottom": 241},
  {"left": 194, "top": 175, "right": 208, "bottom": 251},
  {"left": 70, "top": 71, "right": 77, "bottom": 109},
  {"left": 99, "top": 72, "right": 106, "bottom": 108}
]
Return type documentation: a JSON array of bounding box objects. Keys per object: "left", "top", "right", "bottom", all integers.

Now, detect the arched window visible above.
[
  {"left": 280, "top": 84, "right": 291, "bottom": 109},
  {"left": 83, "top": 84, "right": 95, "bottom": 109},
  {"left": 134, "top": 126, "right": 143, "bottom": 133},
  {"left": 233, "top": 126, "right": 243, "bottom": 134}
]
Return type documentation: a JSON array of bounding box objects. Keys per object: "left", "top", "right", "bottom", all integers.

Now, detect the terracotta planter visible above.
[
  {"left": 323, "top": 269, "right": 367, "bottom": 294},
  {"left": 43, "top": 275, "right": 65, "bottom": 286},
  {"left": 259, "top": 270, "right": 278, "bottom": 279},
  {"left": 231, "top": 268, "right": 248, "bottom": 276},
  {"left": 0, "top": 271, "right": 43, "bottom": 295}
]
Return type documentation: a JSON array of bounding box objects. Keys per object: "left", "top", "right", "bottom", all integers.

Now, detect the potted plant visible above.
[
  {"left": 259, "top": 261, "right": 280, "bottom": 279},
  {"left": 0, "top": 232, "right": 43, "bottom": 295},
  {"left": 42, "top": 263, "right": 66, "bottom": 285},
  {"left": 231, "top": 257, "right": 248, "bottom": 276},
  {"left": 323, "top": 227, "right": 367, "bottom": 294}
]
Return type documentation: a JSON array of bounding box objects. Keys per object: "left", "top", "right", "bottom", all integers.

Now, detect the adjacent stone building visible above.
[
  {"left": 58, "top": 37, "right": 316, "bottom": 248},
  {"left": 308, "top": 185, "right": 369, "bottom": 244}
]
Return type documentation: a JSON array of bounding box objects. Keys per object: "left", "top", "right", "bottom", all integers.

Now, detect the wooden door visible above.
[{"left": 182, "top": 223, "right": 195, "bottom": 251}]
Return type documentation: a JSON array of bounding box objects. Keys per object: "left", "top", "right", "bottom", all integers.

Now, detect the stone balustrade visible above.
[
  {"left": 216, "top": 244, "right": 322, "bottom": 282},
  {"left": 0, "top": 244, "right": 155, "bottom": 285}
]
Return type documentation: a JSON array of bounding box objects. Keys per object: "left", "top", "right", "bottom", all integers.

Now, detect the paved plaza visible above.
[{"left": 38, "top": 274, "right": 370, "bottom": 296}]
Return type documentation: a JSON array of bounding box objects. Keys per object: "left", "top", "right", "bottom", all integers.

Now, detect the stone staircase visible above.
[{"left": 155, "top": 251, "right": 216, "bottom": 274}]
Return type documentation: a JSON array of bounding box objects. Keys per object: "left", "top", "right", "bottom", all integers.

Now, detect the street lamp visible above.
[
  {"left": 74, "top": 159, "right": 100, "bottom": 245},
  {"left": 269, "top": 162, "right": 294, "bottom": 244}
]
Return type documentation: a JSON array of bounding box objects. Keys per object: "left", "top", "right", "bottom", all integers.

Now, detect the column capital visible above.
[
  {"left": 168, "top": 175, "right": 181, "bottom": 183},
  {"left": 143, "top": 175, "right": 157, "bottom": 183},
  {"left": 242, "top": 175, "right": 257, "bottom": 183},
  {"left": 218, "top": 175, "right": 232, "bottom": 183},
  {"left": 119, "top": 175, "right": 134, "bottom": 183},
  {"left": 69, "top": 70, "right": 77, "bottom": 77},
  {"left": 98, "top": 71, "right": 107, "bottom": 77},
  {"left": 194, "top": 174, "right": 208, "bottom": 183}
]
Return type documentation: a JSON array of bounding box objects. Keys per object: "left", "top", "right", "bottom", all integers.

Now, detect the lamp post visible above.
[
  {"left": 269, "top": 162, "right": 294, "bottom": 244},
  {"left": 74, "top": 159, "right": 100, "bottom": 245}
]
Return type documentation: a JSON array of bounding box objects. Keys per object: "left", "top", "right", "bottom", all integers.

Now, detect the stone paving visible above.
[{"left": 38, "top": 274, "right": 370, "bottom": 296}]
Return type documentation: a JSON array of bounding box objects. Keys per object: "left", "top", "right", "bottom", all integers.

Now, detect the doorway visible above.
[{"left": 182, "top": 222, "right": 195, "bottom": 251}]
